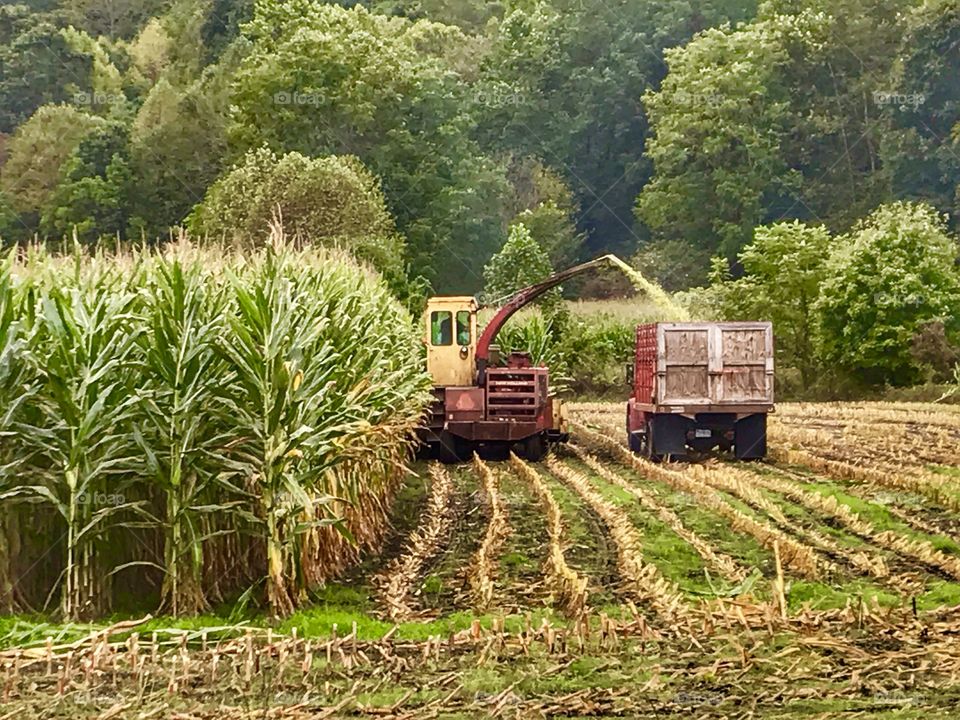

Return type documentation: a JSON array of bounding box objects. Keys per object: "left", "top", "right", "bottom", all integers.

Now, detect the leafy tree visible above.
[
  {"left": 514, "top": 201, "right": 582, "bottom": 269},
  {"left": 632, "top": 239, "right": 713, "bottom": 293},
  {"left": 190, "top": 147, "right": 405, "bottom": 279},
  {"left": 371, "top": 0, "right": 502, "bottom": 32},
  {"left": 125, "top": 17, "right": 172, "bottom": 86},
  {"left": 0, "top": 17, "right": 94, "bottom": 133},
  {"left": 483, "top": 222, "right": 558, "bottom": 311},
  {"left": 475, "top": 0, "right": 759, "bottom": 258},
  {"left": 710, "top": 221, "right": 832, "bottom": 387},
  {"left": 40, "top": 121, "right": 134, "bottom": 241},
  {"left": 817, "top": 202, "right": 960, "bottom": 386},
  {"left": 199, "top": 0, "right": 253, "bottom": 63},
  {"left": 639, "top": 1, "right": 904, "bottom": 270},
  {"left": 59, "top": 0, "right": 169, "bottom": 39},
  {"left": 881, "top": 0, "right": 960, "bottom": 221},
  {"left": 638, "top": 18, "right": 797, "bottom": 259},
  {"left": 0, "top": 105, "right": 106, "bottom": 218},
  {"left": 229, "top": 2, "right": 507, "bottom": 292},
  {"left": 128, "top": 44, "right": 240, "bottom": 239},
  {"left": 505, "top": 158, "right": 583, "bottom": 268},
  {"left": 0, "top": 192, "right": 21, "bottom": 240},
  {"left": 61, "top": 26, "right": 124, "bottom": 104}
]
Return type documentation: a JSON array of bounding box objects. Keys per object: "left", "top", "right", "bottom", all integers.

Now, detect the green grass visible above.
[
  {"left": 788, "top": 579, "right": 900, "bottom": 611},
  {"left": 793, "top": 479, "right": 960, "bottom": 555},
  {"left": 915, "top": 581, "right": 960, "bottom": 611},
  {"left": 929, "top": 465, "right": 960, "bottom": 479},
  {"left": 496, "top": 470, "right": 548, "bottom": 599}
]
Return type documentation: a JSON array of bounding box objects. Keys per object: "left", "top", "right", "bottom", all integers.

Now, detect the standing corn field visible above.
[{"left": 0, "top": 237, "right": 431, "bottom": 619}]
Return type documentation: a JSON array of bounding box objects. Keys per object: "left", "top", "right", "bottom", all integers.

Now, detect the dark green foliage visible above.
[
  {"left": 475, "top": 0, "right": 759, "bottom": 258},
  {"left": 229, "top": 2, "right": 507, "bottom": 292},
  {"left": 41, "top": 122, "right": 135, "bottom": 242},
  {"left": 128, "top": 45, "right": 242, "bottom": 239},
  {"left": 639, "top": 0, "right": 912, "bottom": 260},
  {"left": 60, "top": 0, "right": 171, "bottom": 39},
  {"left": 199, "top": 0, "right": 252, "bottom": 63},
  {"left": 882, "top": 0, "right": 960, "bottom": 219},
  {"left": 0, "top": 15, "right": 94, "bottom": 133},
  {"left": 632, "top": 239, "right": 713, "bottom": 292}
]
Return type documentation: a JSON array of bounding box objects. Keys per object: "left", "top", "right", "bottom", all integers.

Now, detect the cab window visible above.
[
  {"left": 430, "top": 311, "right": 453, "bottom": 346},
  {"left": 456, "top": 310, "right": 471, "bottom": 346}
]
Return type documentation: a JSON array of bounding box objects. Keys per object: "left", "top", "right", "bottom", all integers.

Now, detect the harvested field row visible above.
[
  {"left": 12, "top": 601, "right": 960, "bottom": 718},
  {"left": 726, "top": 464, "right": 960, "bottom": 582},
  {"left": 569, "top": 446, "right": 749, "bottom": 584},
  {"left": 770, "top": 419, "right": 960, "bottom": 470},
  {"left": 8, "top": 399, "right": 960, "bottom": 718},
  {"left": 374, "top": 464, "right": 456, "bottom": 621},
  {"left": 770, "top": 442, "right": 960, "bottom": 513},
  {"left": 574, "top": 422, "right": 822, "bottom": 579},
  {"left": 468, "top": 455, "right": 511, "bottom": 611},
  {"left": 509, "top": 453, "right": 589, "bottom": 615},
  {"left": 543, "top": 456, "right": 692, "bottom": 629}
]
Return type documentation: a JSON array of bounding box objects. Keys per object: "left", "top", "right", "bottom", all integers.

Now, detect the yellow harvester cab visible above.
[{"left": 424, "top": 297, "right": 477, "bottom": 387}]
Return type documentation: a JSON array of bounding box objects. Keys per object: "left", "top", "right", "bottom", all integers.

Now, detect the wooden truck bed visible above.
[{"left": 633, "top": 322, "right": 774, "bottom": 413}]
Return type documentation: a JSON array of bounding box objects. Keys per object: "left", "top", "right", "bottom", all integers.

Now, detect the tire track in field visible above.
[
  {"left": 573, "top": 423, "right": 823, "bottom": 580},
  {"left": 571, "top": 415, "right": 882, "bottom": 582},
  {"left": 510, "top": 454, "right": 588, "bottom": 615},
  {"left": 469, "top": 455, "right": 511, "bottom": 611},
  {"left": 762, "top": 463, "right": 960, "bottom": 547},
  {"left": 769, "top": 437, "right": 960, "bottom": 514},
  {"left": 411, "top": 464, "right": 487, "bottom": 616}
]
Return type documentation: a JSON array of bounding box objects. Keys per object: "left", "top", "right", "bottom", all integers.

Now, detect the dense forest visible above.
[{"left": 1, "top": 0, "right": 960, "bottom": 392}]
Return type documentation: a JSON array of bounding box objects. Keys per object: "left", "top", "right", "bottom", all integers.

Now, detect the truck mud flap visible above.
[
  {"left": 650, "top": 414, "right": 689, "bottom": 456},
  {"left": 735, "top": 414, "right": 767, "bottom": 460}
]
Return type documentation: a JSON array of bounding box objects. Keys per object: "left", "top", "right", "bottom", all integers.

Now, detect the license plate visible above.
[{"left": 695, "top": 429, "right": 712, "bottom": 438}]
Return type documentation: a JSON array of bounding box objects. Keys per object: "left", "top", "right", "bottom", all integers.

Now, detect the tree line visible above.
[{"left": 1, "top": 0, "right": 959, "bottom": 391}]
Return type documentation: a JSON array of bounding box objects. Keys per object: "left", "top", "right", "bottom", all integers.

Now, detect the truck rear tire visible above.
[
  {"left": 735, "top": 414, "right": 767, "bottom": 460},
  {"left": 641, "top": 421, "right": 664, "bottom": 463}
]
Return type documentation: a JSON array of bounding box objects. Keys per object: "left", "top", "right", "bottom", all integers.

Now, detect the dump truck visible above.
[
  {"left": 420, "top": 255, "right": 633, "bottom": 462},
  {"left": 627, "top": 322, "right": 774, "bottom": 460}
]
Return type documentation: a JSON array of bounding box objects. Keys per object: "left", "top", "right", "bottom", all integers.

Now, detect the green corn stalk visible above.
[
  {"left": 134, "top": 254, "right": 231, "bottom": 616},
  {"left": 1, "top": 241, "right": 431, "bottom": 618},
  {"left": 216, "top": 246, "right": 342, "bottom": 616},
  {"left": 3, "top": 269, "right": 145, "bottom": 619},
  {"left": 0, "top": 250, "right": 37, "bottom": 613},
  {"left": 288, "top": 250, "right": 432, "bottom": 581}
]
